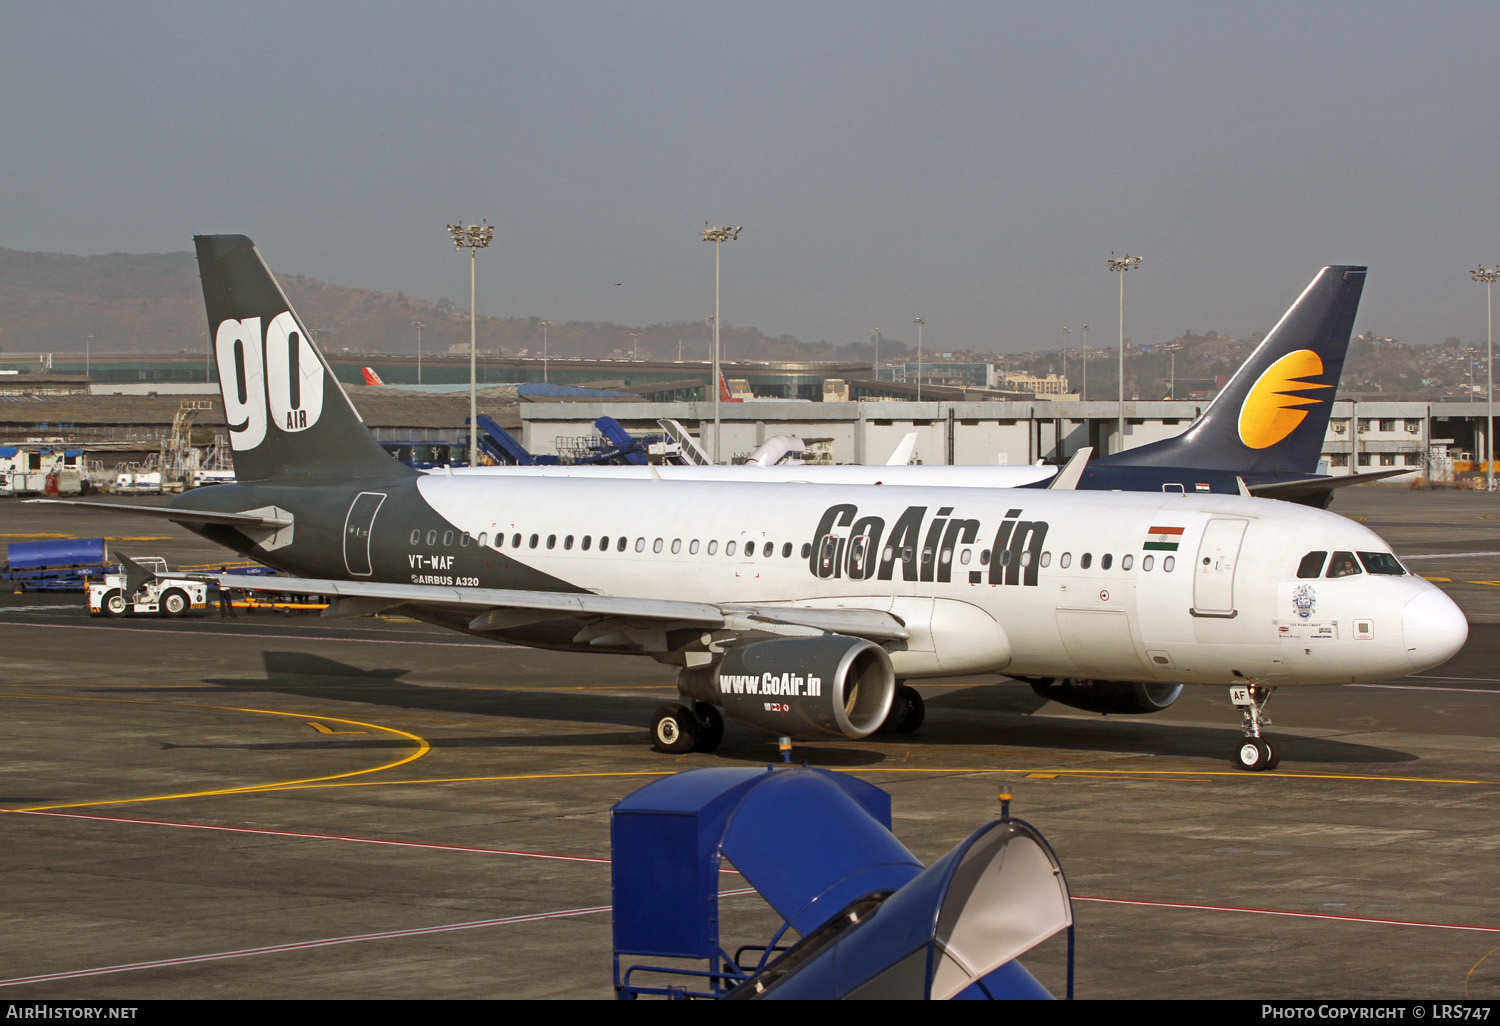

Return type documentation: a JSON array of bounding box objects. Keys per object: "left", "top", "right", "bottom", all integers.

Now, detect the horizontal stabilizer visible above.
[{"left": 27, "top": 499, "right": 293, "bottom": 529}]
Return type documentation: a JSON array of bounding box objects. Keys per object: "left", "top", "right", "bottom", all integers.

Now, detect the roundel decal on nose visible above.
[{"left": 1237, "top": 349, "right": 1331, "bottom": 449}]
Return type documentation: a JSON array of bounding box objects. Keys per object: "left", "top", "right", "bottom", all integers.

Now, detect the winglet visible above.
[
  {"left": 1047, "top": 447, "right": 1093, "bottom": 490},
  {"left": 885, "top": 432, "right": 919, "bottom": 466}
]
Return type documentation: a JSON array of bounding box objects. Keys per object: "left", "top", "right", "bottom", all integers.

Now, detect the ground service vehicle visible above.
[{"left": 87, "top": 556, "right": 209, "bottom": 617}]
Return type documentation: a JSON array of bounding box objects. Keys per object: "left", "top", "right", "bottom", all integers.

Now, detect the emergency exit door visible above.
[{"left": 343, "top": 491, "right": 386, "bottom": 576}]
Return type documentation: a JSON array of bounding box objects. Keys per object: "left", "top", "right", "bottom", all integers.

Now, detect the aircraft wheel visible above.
[
  {"left": 1235, "top": 737, "right": 1274, "bottom": 771},
  {"left": 102, "top": 590, "right": 128, "bottom": 618},
  {"left": 877, "top": 684, "right": 925, "bottom": 735},
  {"left": 650, "top": 704, "right": 700, "bottom": 754},
  {"left": 894, "top": 686, "right": 925, "bottom": 734},
  {"left": 693, "top": 702, "right": 724, "bottom": 753},
  {"left": 159, "top": 589, "right": 189, "bottom": 617},
  {"left": 1260, "top": 737, "right": 1280, "bottom": 770}
]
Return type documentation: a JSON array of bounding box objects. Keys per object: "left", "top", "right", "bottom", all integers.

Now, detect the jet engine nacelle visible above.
[
  {"left": 680, "top": 636, "right": 896, "bottom": 740},
  {"left": 1028, "top": 677, "right": 1183, "bottom": 715}
]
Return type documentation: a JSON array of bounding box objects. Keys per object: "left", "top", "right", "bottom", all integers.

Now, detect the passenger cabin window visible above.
[
  {"left": 1326, "top": 551, "right": 1361, "bottom": 578},
  {"left": 1357, "top": 551, "right": 1407, "bottom": 576},
  {"left": 1080, "top": 553, "right": 1092, "bottom": 569},
  {"left": 1297, "top": 551, "right": 1327, "bottom": 578}
]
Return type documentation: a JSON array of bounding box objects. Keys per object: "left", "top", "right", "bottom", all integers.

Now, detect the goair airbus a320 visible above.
[{"left": 51, "top": 237, "right": 1468, "bottom": 771}]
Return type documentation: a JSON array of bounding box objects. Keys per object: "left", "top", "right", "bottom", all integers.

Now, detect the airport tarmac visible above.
[{"left": 1, "top": 487, "right": 1499, "bottom": 1000}]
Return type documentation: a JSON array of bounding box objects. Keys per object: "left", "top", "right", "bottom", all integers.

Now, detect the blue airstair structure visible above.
[{"left": 611, "top": 765, "right": 1074, "bottom": 1000}]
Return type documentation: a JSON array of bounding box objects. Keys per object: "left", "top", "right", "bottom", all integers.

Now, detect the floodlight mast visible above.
[
  {"left": 913, "top": 318, "right": 926, "bottom": 401},
  {"left": 701, "top": 223, "right": 742, "bottom": 462},
  {"left": 1473, "top": 265, "right": 1500, "bottom": 491},
  {"left": 447, "top": 221, "right": 494, "bottom": 467},
  {"left": 1108, "top": 253, "right": 1142, "bottom": 453}
]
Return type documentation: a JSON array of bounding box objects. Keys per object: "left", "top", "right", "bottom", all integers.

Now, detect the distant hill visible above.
[{"left": 0, "top": 245, "right": 894, "bottom": 365}]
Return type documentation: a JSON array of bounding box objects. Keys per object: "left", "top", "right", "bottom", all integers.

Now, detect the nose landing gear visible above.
[{"left": 1230, "top": 683, "right": 1279, "bottom": 771}]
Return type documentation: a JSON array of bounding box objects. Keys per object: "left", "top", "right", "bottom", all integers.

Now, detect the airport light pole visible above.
[
  {"left": 871, "top": 327, "right": 881, "bottom": 380},
  {"left": 540, "top": 320, "right": 550, "bottom": 383},
  {"left": 1059, "top": 326, "right": 1070, "bottom": 388},
  {"left": 447, "top": 220, "right": 494, "bottom": 468},
  {"left": 913, "top": 318, "right": 925, "bottom": 401},
  {"left": 1080, "top": 323, "right": 1089, "bottom": 401},
  {"left": 1162, "top": 343, "right": 1181, "bottom": 400},
  {"left": 701, "top": 223, "right": 742, "bottom": 463},
  {"left": 82, "top": 333, "right": 92, "bottom": 380},
  {"left": 1108, "top": 253, "right": 1142, "bottom": 453},
  {"left": 1473, "top": 265, "right": 1500, "bottom": 491},
  {"left": 411, "top": 321, "right": 424, "bottom": 385}
]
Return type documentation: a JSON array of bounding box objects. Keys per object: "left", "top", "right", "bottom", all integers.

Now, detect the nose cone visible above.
[{"left": 1403, "top": 589, "right": 1468, "bottom": 671}]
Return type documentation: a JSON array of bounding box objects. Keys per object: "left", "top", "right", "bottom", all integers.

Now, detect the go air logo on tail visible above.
[
  {"left": 214, "top": 312, "right": 326, "bottom": 450},
  {"left": 1237, "top": 349, "right": 1332, "bottom": 450}
]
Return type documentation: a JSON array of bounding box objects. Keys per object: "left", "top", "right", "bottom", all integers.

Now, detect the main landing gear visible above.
[
  {"left": 650, "top": 702, "right": 724, "bottom": 755},
  {"left": 877, "top": 683, "right": 925, "bottom": 735},
  {"left": 1230, "top": 683, "right": 1279, "bottom": 771}
]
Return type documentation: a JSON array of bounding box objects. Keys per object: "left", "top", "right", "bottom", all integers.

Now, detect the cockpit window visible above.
[
  {"left": 1357, "top": 551, "right": 1407, "bottom": 576},
  {"left": 1326, "top": 551, "right": 1361, "bottom": 578},
  {"left": 1297, "top": 551, "right": 1327, "bottom": 579}
]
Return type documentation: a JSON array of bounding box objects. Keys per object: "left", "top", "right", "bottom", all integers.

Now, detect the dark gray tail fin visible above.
[
  {"left": 1102, "top": 265, "right": 1366, "bottom": 474},
  {"left": 194, "top": 235, "right": 413, "bottom": 483}
]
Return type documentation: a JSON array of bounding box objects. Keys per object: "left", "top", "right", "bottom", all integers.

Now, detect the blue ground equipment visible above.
[
  {"left": 3, "top": 537, "right": 109, "bottom": 591},
  {"left": 611, "top": 766, "right": 1073, "bottom": 999}
]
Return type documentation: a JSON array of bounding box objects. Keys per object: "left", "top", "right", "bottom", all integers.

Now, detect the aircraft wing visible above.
[
  {"left": 192, "top": 573, "right": 911, "bottom": 646},
  {"left": 26, "top": 498, "right": 293, "bottom": 529},
  {"left": 1247, "top": 468, "right": 1412, "bottom": 502}
]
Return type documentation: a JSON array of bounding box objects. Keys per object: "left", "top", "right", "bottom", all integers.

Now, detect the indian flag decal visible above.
[{"left": 1145, "top": 525, "right": 1185, "bottom": 551}]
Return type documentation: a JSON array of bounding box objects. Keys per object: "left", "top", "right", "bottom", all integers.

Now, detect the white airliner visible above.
[{"left": 47, "top": 237, "right": 1468, "bottom": 771}]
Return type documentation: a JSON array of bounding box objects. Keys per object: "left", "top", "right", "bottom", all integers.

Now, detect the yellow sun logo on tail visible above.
[{"left": 1238, "top": 349, "right": 1331, "bottom": 449}]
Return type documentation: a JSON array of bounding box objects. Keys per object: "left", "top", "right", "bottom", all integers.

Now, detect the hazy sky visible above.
[{"left": 4, "top": 2, "right": 1497, "bottom": 355}]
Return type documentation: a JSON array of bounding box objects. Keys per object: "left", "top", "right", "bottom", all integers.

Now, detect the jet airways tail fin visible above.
[
  {"left": 1100, "top": 265, "right": 1366, "bottom": 475},
  {"left": 194, "top": 235, "right": 413, "bottom": 483}
]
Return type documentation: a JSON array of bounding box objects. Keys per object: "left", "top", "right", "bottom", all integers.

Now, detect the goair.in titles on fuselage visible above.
[{"left": 808, "top": 503, "right": 1047, "bottom": 586}]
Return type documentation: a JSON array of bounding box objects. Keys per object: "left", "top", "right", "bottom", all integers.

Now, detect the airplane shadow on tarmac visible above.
[{"left": 130, "top": 650, "right": 1420, "bottom": 771}]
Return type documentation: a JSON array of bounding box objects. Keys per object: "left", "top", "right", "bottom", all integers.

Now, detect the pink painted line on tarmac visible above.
[
  {"left": 0, "top": 906, "right": 612, "bottom": 986},
  {"left": 1076, "top": 895, "right": 1500, "bottom": 932},
  {"left": 0, "top": 889, "right": 761, "bottom": 987},
  {"left": 5, "top": 808, "right": 610, "bottom": 864}
]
